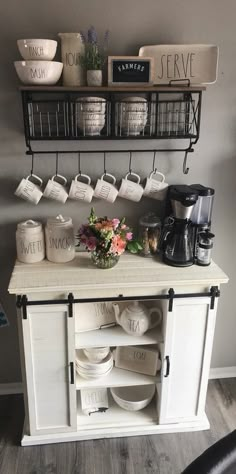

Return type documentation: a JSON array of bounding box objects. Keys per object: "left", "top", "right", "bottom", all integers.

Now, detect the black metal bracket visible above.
[
  {"left": 168, "top": 288, "right": 175, "bottom": 312},
  {"left": 210, "top": 286, "right": 220, "bottom": 310},
  {"left": 68, "top": 293, "right": 74, "bottom": 317},
  {"left": 16, "top": 286, "right": 220, "bottom": 312}
]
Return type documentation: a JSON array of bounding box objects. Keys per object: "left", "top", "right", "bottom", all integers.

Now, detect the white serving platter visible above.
[{"left": 139, "top": 44, "right": 219, "bottom": 85}]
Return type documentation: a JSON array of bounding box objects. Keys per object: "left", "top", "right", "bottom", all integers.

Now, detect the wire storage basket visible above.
[{"left": 21, "top": 88, "right": 202, "bottom": 142}]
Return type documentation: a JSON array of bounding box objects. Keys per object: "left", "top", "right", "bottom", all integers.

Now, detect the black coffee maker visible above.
[{"left": 163, "top": 185, "right": 199, "bottom": 267}]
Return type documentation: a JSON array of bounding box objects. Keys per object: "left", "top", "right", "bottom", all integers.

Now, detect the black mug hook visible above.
[
  {"left": 152, "top": 150, "right": 157, "bottom": 174},
  {"left": 30, "top": 153, "right": 34, "bottom": 175},
  {"left": 129, "top": 151, "right": 132, "bottom": 174},
  {"left": 183, "top": 150, "right": 189, "bottom": 174},
  {"left": 78, "top": 152, "right": 81, "bottom": 175},
  {"left": 55, "top": 152, "right": 59, "bottom": 175},
  {"left": 104, "top": 152, "right": 107, "bottom": 175}
]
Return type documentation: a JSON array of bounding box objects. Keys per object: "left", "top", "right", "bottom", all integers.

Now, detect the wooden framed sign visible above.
[{"left": 108, "top": 56, "right": 154, "bottom": 86}]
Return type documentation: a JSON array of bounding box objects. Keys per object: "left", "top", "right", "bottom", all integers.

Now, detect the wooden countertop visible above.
[{"left": 8, "top": 253, "right": 228, "bottom": 296}]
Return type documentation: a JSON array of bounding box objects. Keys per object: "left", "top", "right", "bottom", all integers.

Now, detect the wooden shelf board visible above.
[
  {"left": 76, "top": 366, "right": 160, "bottom": 389},
  {"left": 77, "top": 392, "right": 158, "bottom": 430},
  {"left": 19, "top": 85, "right": 206, "bottom": 92},
  {"left": 75, "top": 325, "right": 163, "bottom": 348}
]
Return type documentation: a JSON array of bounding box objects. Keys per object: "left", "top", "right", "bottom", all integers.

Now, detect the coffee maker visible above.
[
  {"left": 163, "top": 185, "right": 199, "bottom": 267},
  {"left": 189, "top": 184, "right": 215, "bottom": 260}
]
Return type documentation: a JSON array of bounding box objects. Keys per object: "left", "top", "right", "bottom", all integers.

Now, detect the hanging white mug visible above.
[
  {"left": 94, "top": 173, "right": 118, "bottom": 203},
  {"left": 118, "top": 172, "right": 143, "bottom": 202},
  {"left": 69, "top": 174, "right": 94, "bottom": 203},
  {"left": 43, "top": 174, "right": 68, "bottom": 203},
  {"left": 14, "top": 174, "right": 43, "bottom": 205},
  {"left": 143, "top": 171, "right": 169, "bottom": 201}
]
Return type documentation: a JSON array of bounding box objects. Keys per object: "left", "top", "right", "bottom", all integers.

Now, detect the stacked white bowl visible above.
[
  {"left": 76, "top": 348, "right": 113, "bottom": 380},
  {"left": 118, "top": 96, "right": 148, "bottom": 136},
  {"left": 14, "top": 39, "right": 63, "bottom": 85},
  {"left": 76, "top": 97, "right": 106, "bottom": 136}
]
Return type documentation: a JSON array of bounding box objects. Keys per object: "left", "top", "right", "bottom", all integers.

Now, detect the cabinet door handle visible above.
[
  {"left": 70, "top": 362, "right": 74, "bottom": 384},
  {"left": 164, "top": 356, "right": 170, "bottom": 377}
]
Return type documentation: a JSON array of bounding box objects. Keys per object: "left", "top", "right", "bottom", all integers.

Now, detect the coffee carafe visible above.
[
  {"left": 189, "top": 184, "right": 215, "bottom": 260},
  {"left": 163, "top": 185, "right": 199, "bottom": 267}
]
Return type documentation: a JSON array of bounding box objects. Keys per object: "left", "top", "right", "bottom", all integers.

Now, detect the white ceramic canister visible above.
[
  {"left": 16, "top": 220, "right": 45, "bottom": 263},
  {"left": 45, "top": 215, "right": 75, "bottom": 263},
  {"left": 58, "top": 33, "right": 85, "bottom": 86}
]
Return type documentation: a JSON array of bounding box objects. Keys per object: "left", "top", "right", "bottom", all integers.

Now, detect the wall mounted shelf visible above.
[{"left": 19, "top": 85, "right": 205, "bottom": 174}]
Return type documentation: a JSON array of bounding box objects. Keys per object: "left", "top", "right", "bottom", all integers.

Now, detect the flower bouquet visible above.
[{"left": 77, "top": 208, "right": 142, "bottom": 269}]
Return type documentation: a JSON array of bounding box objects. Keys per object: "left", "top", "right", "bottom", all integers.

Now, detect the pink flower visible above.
[
  {"left": 126, "top": 232, "right": 133, "bottom": 241},
  {"left": 121, "top": 224, "right": 127, "bottom": 230},
  {"left": 87, "top": 236, "right": 97, "bottom": 251},
  {"left": 112, "top": 218, "right": 120, "bottom": 229},
  {"left": 110, "top": 235, "right": 126, "bottom": 256}
]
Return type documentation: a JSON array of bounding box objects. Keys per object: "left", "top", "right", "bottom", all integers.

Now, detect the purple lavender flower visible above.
[
  {"left": 80, "top": 31, "right": 86, "bottom": 44},
  {"left": 87, "top": 26, "right": 97, "bottom": 44}
]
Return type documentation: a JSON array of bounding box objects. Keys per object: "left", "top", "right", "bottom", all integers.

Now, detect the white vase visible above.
[
  {"left": 87, "top": 70, "right": 102, "bottom": 86},
  {"left": 58, "top": 33, "right": 85, "bottom": 86}
]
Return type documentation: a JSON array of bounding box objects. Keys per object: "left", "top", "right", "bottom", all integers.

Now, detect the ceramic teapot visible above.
[{"left": 113, "top": 301, "right": 162, "bottom": 336}]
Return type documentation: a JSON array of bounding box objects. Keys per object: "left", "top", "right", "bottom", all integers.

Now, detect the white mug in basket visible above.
[
  {"left": 118, "top": 172, "right": 143, "bottom": 202},
  {"left": 143, "top": 171, "right": 169, "bottom": 201},
  {"left": 15, "top": 174, "right": 43, "bottom": 205},
  {"left": 43, "top": 174, "right": 68, "bottom": 203},
  {"left": 94, "top": 173, "right": 118, "bottom": 203},
  {"left": 69, "top": 173, "right": 94, "bottom": 203}
]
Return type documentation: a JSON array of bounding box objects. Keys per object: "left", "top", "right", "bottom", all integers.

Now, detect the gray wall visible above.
[{"left": 0, "top": 0, "right": 235, "bottom": 383}]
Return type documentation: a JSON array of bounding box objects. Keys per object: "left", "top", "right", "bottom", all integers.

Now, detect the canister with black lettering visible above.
[
  {"left": 45, "top": 215, "right": 75, "bottom": 263},
  {"left": 16, "top": 220, "right": 45, "bottom": 263}
]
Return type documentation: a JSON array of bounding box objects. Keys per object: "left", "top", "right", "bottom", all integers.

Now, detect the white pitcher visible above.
[
  {"left": 113, "top": 301, "right": 162, "bottom": 336},
  {"left": 58, "top": 33, "right": 85, "bottom": 86}
]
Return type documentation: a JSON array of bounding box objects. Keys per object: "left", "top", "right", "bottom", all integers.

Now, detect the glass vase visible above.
[{"left": 91, "top": 252, "right": 119, "bottom": 269}]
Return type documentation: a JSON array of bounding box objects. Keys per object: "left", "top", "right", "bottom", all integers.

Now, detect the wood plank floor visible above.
[{"left": 0, "top": 379, "right": 236, "bottom": 474}]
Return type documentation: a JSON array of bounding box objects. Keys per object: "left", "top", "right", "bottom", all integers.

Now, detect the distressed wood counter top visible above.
[{"left": 8, "top": 253, "right": 229, "bottom": 299}]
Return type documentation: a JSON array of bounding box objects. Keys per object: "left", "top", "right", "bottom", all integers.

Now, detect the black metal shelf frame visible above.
[
  {"left": 16, "top": 285, "right": 220, "bottom": 319},
  {"left": 20, "top": 86, "right": 203, "bottom": 174}
]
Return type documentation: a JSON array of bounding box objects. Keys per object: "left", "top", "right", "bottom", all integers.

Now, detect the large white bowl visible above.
[
  {"left": 121, "top": 97, "right": 147, "bottom": 112},
  {"left": 17, "top": 39, "right": 57, "bottom": 61},
  {"left": 78, "top": 112, "right": 106, "bottom": 121},
  {"left": 111, "top": 385, "right": 155, "bottom": 411},
  {"left": 14, "top": 61, "right": 63, "bottom": 85}
]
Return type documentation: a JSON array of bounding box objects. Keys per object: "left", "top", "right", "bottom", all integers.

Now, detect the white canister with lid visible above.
[
  {"left": 16, "top": 220, "right": 45, "bottom": 263},
  {"left": 45, "top": 214, "right": 75, "bottom": 263}
]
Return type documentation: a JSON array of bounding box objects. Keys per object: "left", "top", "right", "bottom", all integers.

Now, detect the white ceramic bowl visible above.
[
  {"left": 120, "top": 112, "right": 148, "bottom": 121},
  {"left": 14, "top": 61, "right": 63, "bottom": 85},
  {"left": 17, "top": 39, "right": 57, "bottom": 61},
  {"left": 111, "top": 385, "right": 155, "bottom": 411},
  {"left": 76, "top": 349, "right": 113, "bottom": 379},
  {"left": 77, "top": 97, "right": 106, "bottom": 113},
  {"left": 121, "top": 97, "right": 147, "bottom": 112},
  {"left": 78, "top": 112, "right": 106, "bottom": 121},
  {"left": 83, "top": 346, "right": 110, "bottom": 363}
]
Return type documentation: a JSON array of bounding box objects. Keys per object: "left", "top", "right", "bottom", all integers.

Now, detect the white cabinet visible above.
[
  {"left": 159, "top": 297, "right": 217, "bottom": 424},
  {"left": 19, "top": 304, "right": 77, "bottom": 435},
  {"left": 8, "top": 254, "right": 228, "bottom": 445}
]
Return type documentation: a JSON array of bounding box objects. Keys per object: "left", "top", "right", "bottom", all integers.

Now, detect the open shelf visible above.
[
  {"left": 76, "top": 366, "right": 161, "bottom": 389},
  {"left": 75, "top": 325, "right": 163, "bottom": 348},
  {"left": 20, "top": 86, "right": 203, "bottom": 142},
  {"left": 77, "top": 389, "right": 158, "bottom": 431}
]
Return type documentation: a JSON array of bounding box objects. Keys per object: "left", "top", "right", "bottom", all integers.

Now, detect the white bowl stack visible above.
[
  {"left": 111, "top": 385, "right": 155, "bottom": 411},
  {"left": 14, "top": 39, "right": 63, "bottom": 85},
  {"left": 76, "top": 97, "right": 106, "bottom": 136},
  {"left": 76, "top": 348, "right": 113, "bottom": 380},
  {"left": 118, "top": 96, "right": 148, "bottom": 136}
]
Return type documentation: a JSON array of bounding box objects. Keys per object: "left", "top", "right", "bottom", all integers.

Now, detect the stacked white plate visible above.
[
  {"left": 76, "top": 97, "right": 106, "bottom": 136},
  {"left": 76, "top": 349, "right": 113, "bottom": 380},
  {"left": 118, "top": 97, "right": 148, "bottom": 136}
]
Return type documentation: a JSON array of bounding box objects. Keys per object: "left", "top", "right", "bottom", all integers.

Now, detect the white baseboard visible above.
[
  {"left": 209, "top": 366, "right": 236, "bottom": 379},
  {"left": 0, "top": 382, "right": 23, "bottom": 395}
]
